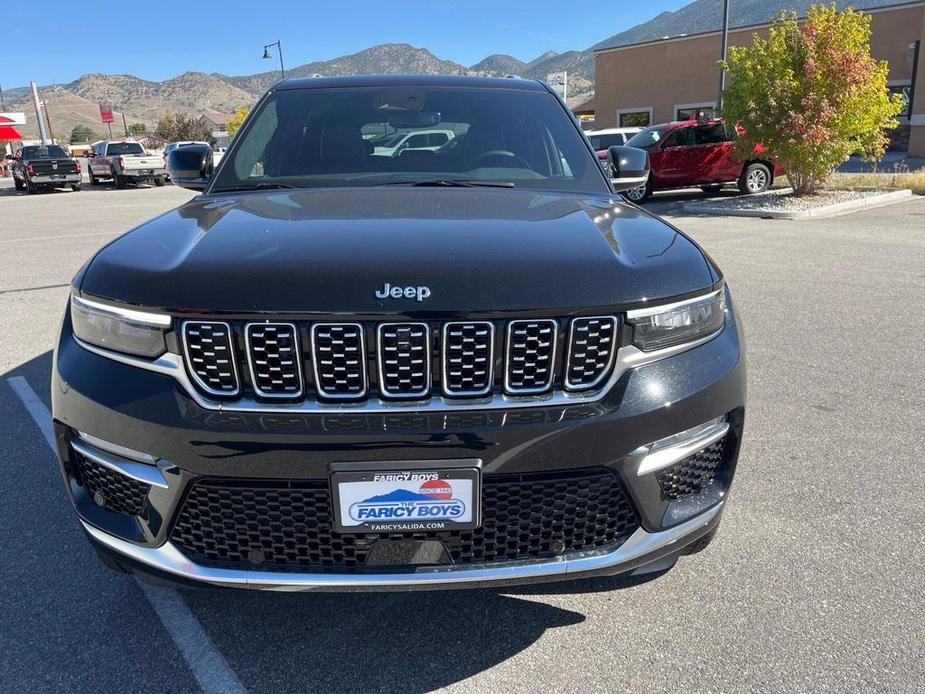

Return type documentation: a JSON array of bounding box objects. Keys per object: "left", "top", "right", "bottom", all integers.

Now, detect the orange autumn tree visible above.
[{"left": 721, "top": 4, "right": 903, "bottom": 195}]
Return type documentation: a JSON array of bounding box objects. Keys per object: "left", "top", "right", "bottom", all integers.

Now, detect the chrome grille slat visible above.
[
  {"left": 181, "top": 321, "right": 240, "bottom": 396},
  {"left": 311, "top": 323, "right": 367, "bottom": 400},
  {"left": 565, "top": 317, "right": 619, "bottom": 391},
  {"left": 442, "top": 322, "right": 494, "bottom": 397},
  {"left": 378, "top": 323, "right": 431, "bottom": 399},
  {"left": 505, "top": 320, "right": 558, "bottom": 395},
  {"left": 245, "top": 323, "right": 303, "bottom": 398}
]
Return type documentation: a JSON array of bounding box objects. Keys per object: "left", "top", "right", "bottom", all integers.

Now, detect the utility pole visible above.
[
  {"left": 0, "top": 80, "right": 6, "bottom": 110},
  {"left": 31, "top": 81, "right": 49, "bottom": 144},
  {"left": 43, "top": 100, "right": 56, "bottom": 142},
  {"left": 718, "top": 0, "right": 731, "bottom": 113},
  {"left": 122, "top": 111, "right": 128, "bottom": 136}
]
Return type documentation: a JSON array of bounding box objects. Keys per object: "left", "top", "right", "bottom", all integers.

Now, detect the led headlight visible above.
[
  {"left": 627, "top": 289, "right": 726, "bottom": 352},
  {"left": 70, "top": 294, "right": 170, "bottom": 358}
]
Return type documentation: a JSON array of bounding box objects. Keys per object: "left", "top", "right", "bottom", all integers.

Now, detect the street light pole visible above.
[
  {"left": 718, "top": 0, "right": 731, "bottom": 113},
  {"left": 262, "top": 41, "right": 286, "bottom": 79},
  {"left": 0, "top": 80, "right": 6, "bottom": 111}
]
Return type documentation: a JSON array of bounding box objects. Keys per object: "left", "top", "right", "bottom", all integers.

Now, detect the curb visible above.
[{"left": 681, "top": 189, "right": 914, "bottom": 219}]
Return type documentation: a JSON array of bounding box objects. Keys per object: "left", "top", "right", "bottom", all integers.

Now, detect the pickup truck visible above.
[
  {"left": 88, "top": 140, "right": 166, "bottom": 188},
  {"left": 8, "top": 144, "right": 81, "bottom": 193}
]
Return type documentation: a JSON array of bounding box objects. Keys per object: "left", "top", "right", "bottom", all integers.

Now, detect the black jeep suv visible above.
[{"left": 52, "top": 76, "right": 745, "bottom": 590}]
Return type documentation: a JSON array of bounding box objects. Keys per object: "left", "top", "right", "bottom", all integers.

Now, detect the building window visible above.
[
  {"left": 674, "top": 102, "right": 716, "bottom": 121},
  {"left": 618, "top": 109, "right": 652, "bottom": 127},
  {"left": 889, "top": 85, "right": 911, "bottom": 119}
]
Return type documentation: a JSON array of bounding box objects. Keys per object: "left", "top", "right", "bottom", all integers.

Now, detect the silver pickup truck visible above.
[{"left": 88, "top": 140, "right": 167, "bottom": 188}]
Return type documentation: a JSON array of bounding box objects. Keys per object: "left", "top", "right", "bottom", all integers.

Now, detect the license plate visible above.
[
  {"left": 139, "top": 169, "right": 152, "bottom": 175},
  {"left": 51, "top": 174, "right": 65, "bottom": 180},
  {"left": 331, "top": 463, "right": 480, "bottom": 533}
]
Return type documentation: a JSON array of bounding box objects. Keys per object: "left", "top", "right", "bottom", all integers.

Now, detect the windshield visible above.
[
  {"left": 211, "top": 86, "right": 607, "bottom": 193},
  {"left": 22, "top": 146, "right": 69, "bottom": 159},
  {"left": 107, "top": 142, "right": 145, "bottom": 156},
  {"left": 625, "top": 128, "right": 668, "bottom": 149}
]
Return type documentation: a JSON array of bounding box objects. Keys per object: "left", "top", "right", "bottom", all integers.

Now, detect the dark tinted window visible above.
[
  {"left": 694, "top": 124, "right": 729, "bottom": 145},
  {"left": 106, "top": 142, "right": 145, "bottom": 156},
  {"left": 212, "top": 86, "right": 607, "bottom": 193},
  {"left": 662, "top": 127, "right": 695, "bottom": 148},
  {"left": 22, "top": 145, "right": 69, "bottom": 158}
]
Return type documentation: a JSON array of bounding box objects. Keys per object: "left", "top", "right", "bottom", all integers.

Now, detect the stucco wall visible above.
[{"left": 592, "top": 3, "right": 925, "bottom": 129}]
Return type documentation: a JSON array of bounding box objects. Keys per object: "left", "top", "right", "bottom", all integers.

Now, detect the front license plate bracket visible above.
[{"left": 329, "top": 459, "right": 482, "bottom": 534}]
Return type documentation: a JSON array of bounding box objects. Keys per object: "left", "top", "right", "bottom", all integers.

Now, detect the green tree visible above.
[
  {"left": 69, "top": 124, "right": 100, "bottom": 143},
  {"left": 154, "top": 111, "right": 215, "bottom": 145},
  {"left": 720, "top": 4, "right": 903, "bottom": 195},
  {"left": 155, "top": 112, "right": 177, "bottom": 141},
  {"left": 226, "top": 107, "right": 250, "bottom": 137},
  {"left": 127, "top": 122, "right": 147, "bottom": 136}
]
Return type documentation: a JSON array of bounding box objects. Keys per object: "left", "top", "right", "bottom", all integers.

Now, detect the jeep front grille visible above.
[
  {"left": 442, "top": 322, "right": 494, "bottom": 396},
  {"left": 505, "top": 320, "right": 558, "bottom": 394},
  {"left": 182, "top": 321, "right": 240, "bottom": 396},
  {"left": 245, "top": 323, "right": 303, "bottom": 398},
  {"left": 311, "top": 323, "right": 367, "bottom": 400},
  {"left": 565, "top": 317, "right": 618, "bottom": 391},
  {"left": 377, "top": 323, "right": 431, "bottom": 398},
  {"left": 176, "top": 315, "right": 624, "bottom": 408}
]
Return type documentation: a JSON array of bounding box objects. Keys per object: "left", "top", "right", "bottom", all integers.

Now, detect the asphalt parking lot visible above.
[{"left": 1, "top": 179, "right": 923, "bottom": 693}]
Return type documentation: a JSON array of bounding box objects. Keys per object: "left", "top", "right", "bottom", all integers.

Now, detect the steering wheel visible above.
[{"left": 472, "top": 150, "right": 531, "bottom": 169}]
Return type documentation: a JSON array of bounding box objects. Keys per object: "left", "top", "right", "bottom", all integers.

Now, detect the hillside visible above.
[
  {"left": 593, "top": 0, "right": 902, "bottom": 49},
  {"left": 219, "top": 44, "right": 471, "bottom": 96},
  {"left": 5, "top": 41, "right": 595, "bottom": 140},
  {"left": 469, "top": 54, "right": 526, "bottom": 74}
]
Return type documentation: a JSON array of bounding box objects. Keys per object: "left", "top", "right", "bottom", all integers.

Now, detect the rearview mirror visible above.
[
  {"left": 167, "top": 144, "right": 213, "bottom": 191},
  {"left": 386, "top": 111, "right": 441, "bottom": 128},
  {"left": 607, "top": 145, "right": 650, "bottom": 193}
]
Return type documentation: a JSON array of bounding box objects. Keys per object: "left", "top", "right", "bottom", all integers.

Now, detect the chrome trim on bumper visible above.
[
  {"left": 71, "top": 437, "right": 168, "bottom": 489},
  {"left": 635, "top": 420, "right": 730, "bottom": 476},
  {"left": 30, "top": 174, "right": 80, "bottom": 184},
  {"left": 81, "top": 502, "right": 722, "bottom": 590}
]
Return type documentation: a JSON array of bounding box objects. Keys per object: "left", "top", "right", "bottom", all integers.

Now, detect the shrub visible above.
[{"left": 721, "top": 4, "right": 904, "bottom": 195}]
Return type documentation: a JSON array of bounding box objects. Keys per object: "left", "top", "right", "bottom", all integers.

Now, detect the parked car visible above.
[
  {"left": 622, "top": 117, "right": 777, "bottom": 202},
  {"left": 55, "top": 75, "right": 744, "bottom": 591},
  {"left": 163, "top": 141, "right": 210, "bottom": 177},
  {"left": 585, "top": 127, "right": 643, "bottom": 160},
  {"left": 88, "top": 140, "right": 166, "bottom": 188},
  {"left": 8, "top": 144, "right": 81, "bottom": 193},
  {"left": 372, "top": 129, "right": 456, "bottom": 156}
]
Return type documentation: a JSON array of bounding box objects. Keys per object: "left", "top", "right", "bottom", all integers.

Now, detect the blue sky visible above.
[{"left": 0, "top": 0, "right": 689, "bottom": 89}]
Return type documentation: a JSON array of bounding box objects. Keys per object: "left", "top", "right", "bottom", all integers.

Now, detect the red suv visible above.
[{"left": 622, "top": 118, "right": 777, "bottom": 202}]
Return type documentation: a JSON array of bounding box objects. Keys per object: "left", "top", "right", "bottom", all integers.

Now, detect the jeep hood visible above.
[{"left": 80, "top": 187, "right": 718, "bottom": 313}]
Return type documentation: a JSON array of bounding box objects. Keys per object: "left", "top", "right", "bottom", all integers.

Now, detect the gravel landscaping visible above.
[{"left": 682, "top": 187, "right": 913, "bottom": 219}]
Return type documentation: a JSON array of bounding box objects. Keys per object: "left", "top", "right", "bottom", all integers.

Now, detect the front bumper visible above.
[{"left": 52, "top": 297, "right": 746, "bottom": 590}]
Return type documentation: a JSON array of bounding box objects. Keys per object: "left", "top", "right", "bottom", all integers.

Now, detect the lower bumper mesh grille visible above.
[
  {"left": 656, "top": 436, "right": 728, "bottom": 500},
  {"left": 74, "top": 454, "right": 150, "bottom": 516},
  {"left": 170, "top": 469, "right": 639, "bottom": 573}
]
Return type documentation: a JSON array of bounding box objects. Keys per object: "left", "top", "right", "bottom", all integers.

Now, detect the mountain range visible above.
[
  {"left": 7, "top": 0, "right": 879, "bottom": 140},
  {"left": 3, "top": 42, "right": 595, "bottom": 141}
]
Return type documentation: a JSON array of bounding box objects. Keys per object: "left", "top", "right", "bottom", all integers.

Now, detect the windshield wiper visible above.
[
  {"left": 382, "top": 179, "right": 515, "bottom": 188},
  {"left": 211, "top": 182, "right": 303, "bottom": 193}
]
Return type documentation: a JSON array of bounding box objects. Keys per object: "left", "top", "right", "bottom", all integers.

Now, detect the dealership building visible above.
[{"left": 578, "top": 0, "right": 925, "bottom": 156}]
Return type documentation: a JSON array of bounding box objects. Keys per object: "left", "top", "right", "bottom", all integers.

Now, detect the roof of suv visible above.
[{"left": 272, "top": 74, "right": 550, "bottom": 92}]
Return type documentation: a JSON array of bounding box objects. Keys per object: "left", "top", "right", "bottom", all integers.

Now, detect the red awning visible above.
[{"left": 0, "top": 126, "right": 22, "bottom": 139}]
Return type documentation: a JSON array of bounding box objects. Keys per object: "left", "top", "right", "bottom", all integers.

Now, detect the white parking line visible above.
[{"left": 6, "top": 375, "right": 247, "bottom": 694}]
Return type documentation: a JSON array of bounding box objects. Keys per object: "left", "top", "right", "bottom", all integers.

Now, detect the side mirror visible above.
[
  {"left": 167, "top": 144, "right": 214, "bottom": 191},
  {"left": 4, "top": 154, "right": 13, "bottom": 161},
  {"left": 607, "top": 145, "right": 650, "bottom": 192}
]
